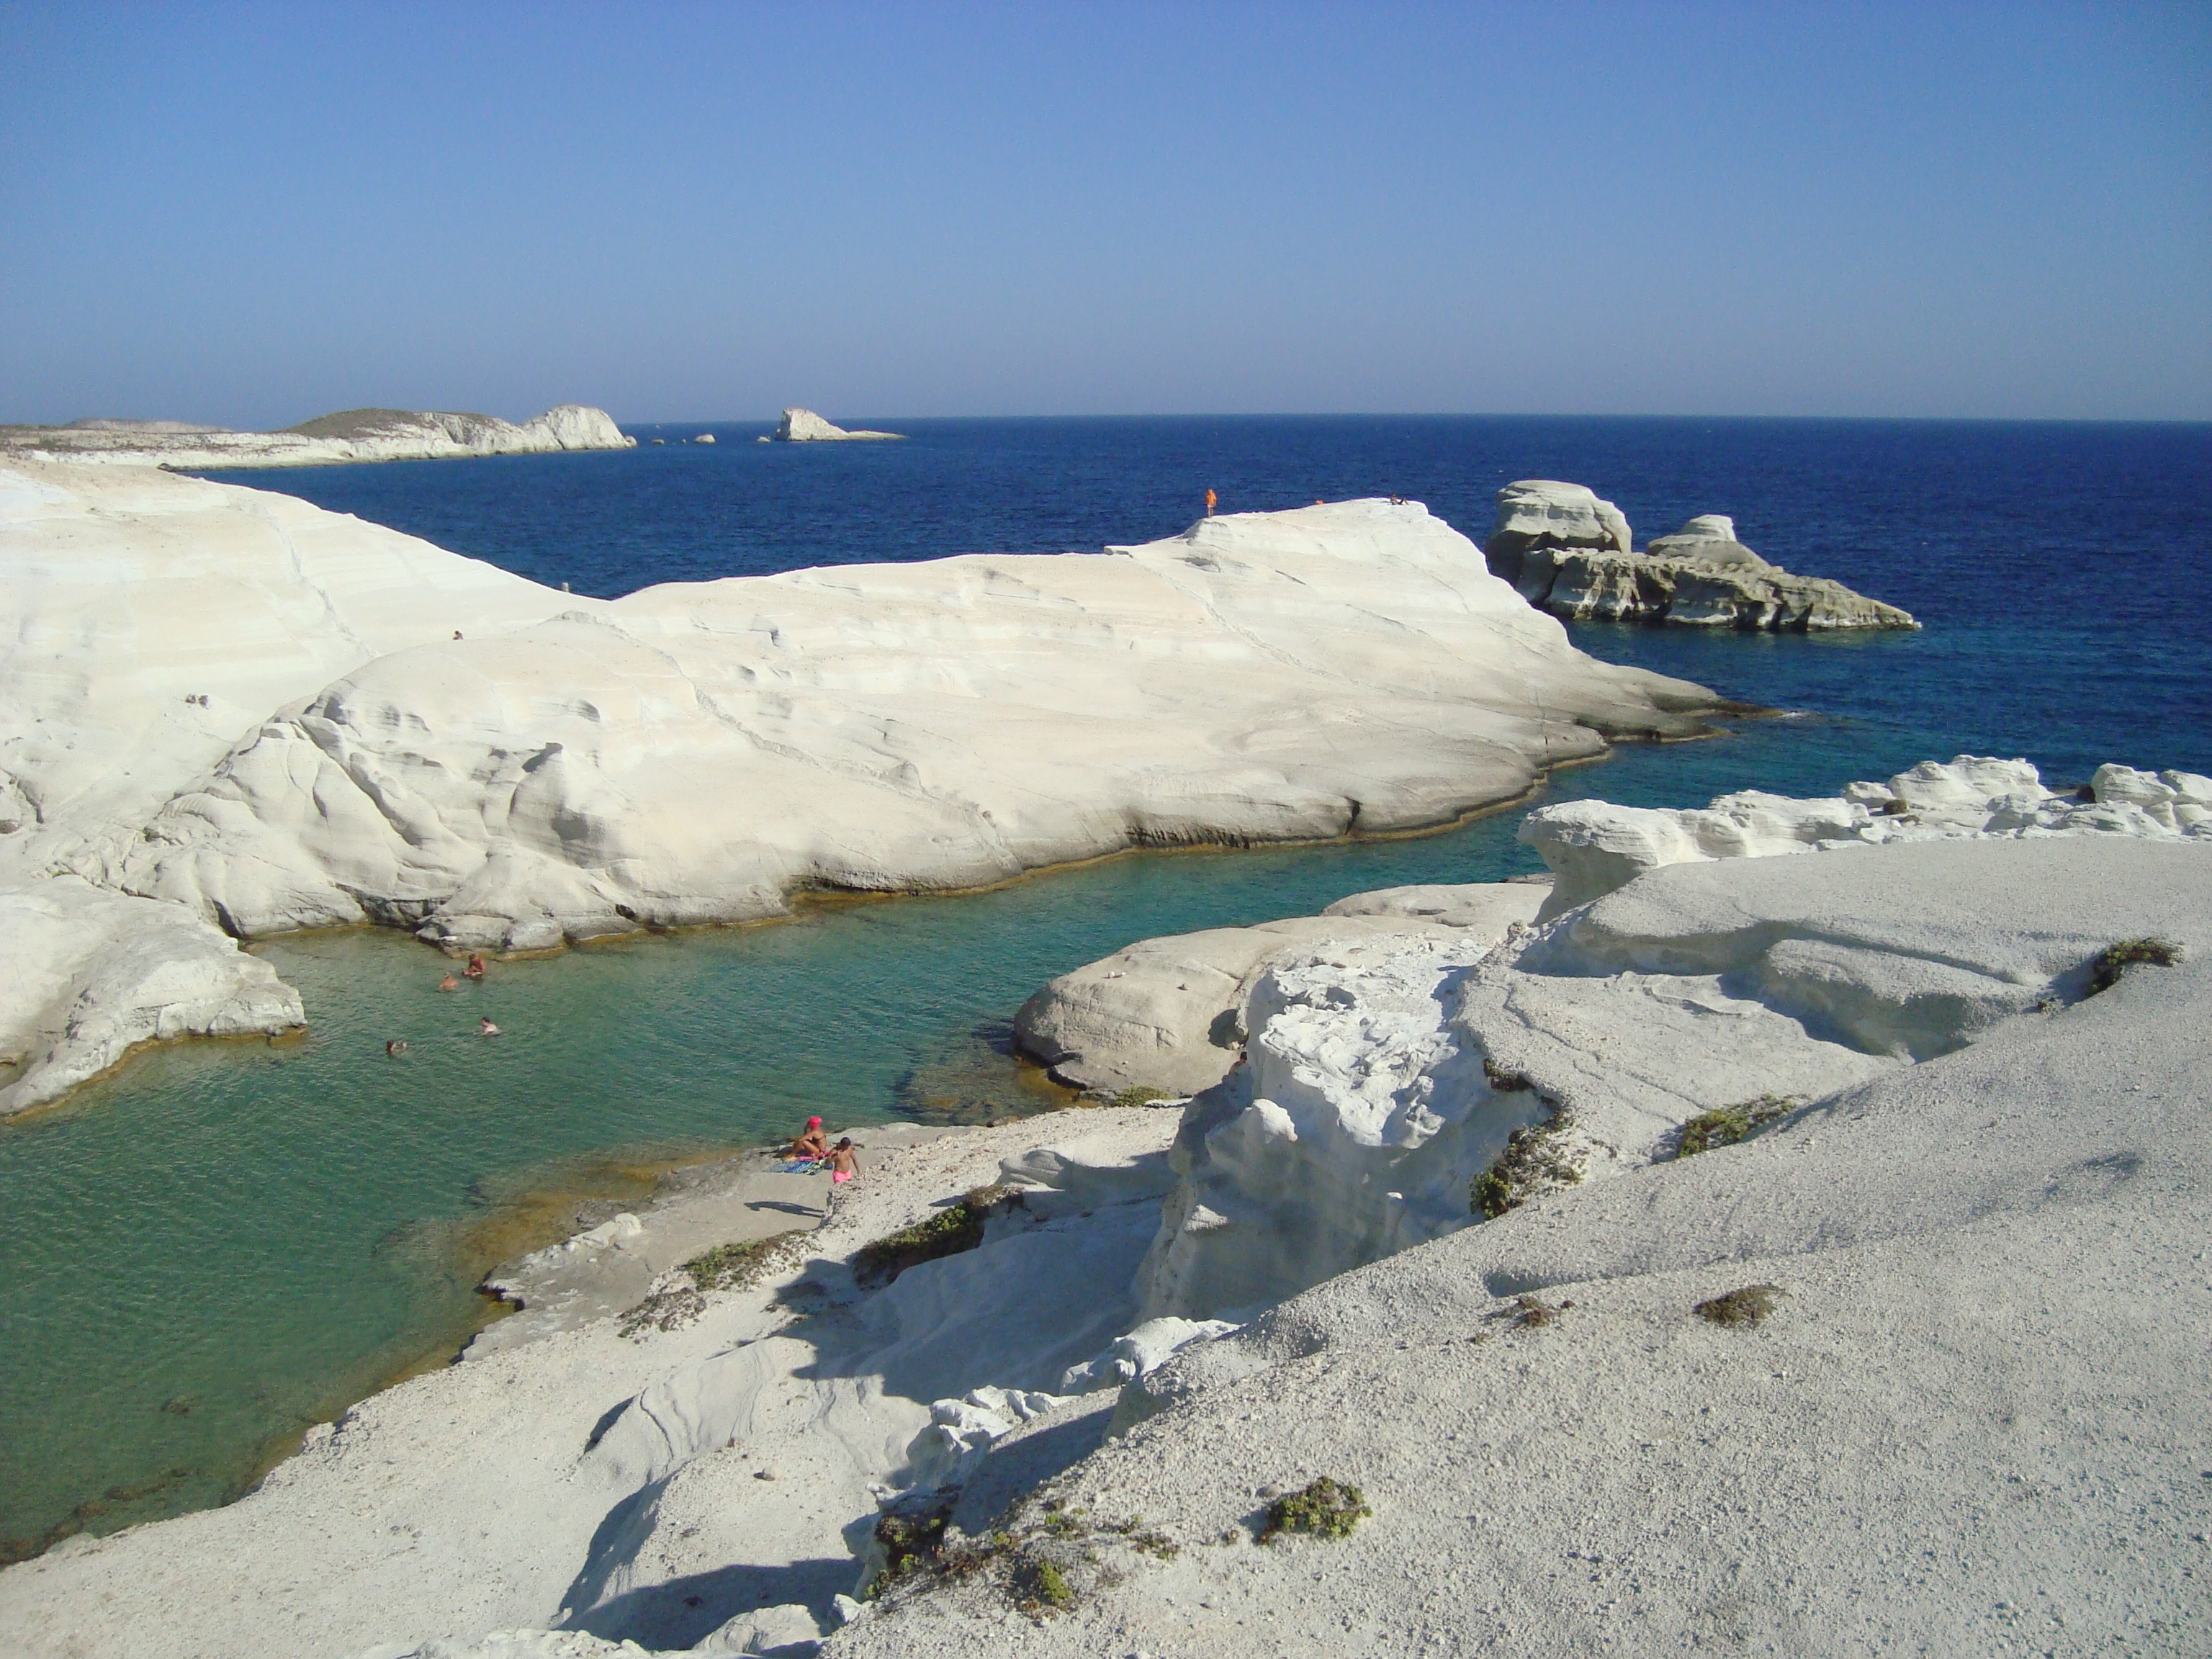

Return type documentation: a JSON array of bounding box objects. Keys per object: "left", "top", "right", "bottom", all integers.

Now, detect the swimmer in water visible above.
[
  {"left": 385, "top": 1039, "right": 408, "bottom": 1057},
  {"left": 464, "top": 953, "right": 487, "bottom": 979},
  {"left": 439, "top": 974, "right": 461, "bottom": 992},
  {"left": 478, "top": 1017, "right": 500, "bottom": 1036}
]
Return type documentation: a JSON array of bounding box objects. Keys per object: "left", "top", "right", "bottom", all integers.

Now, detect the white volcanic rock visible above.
[
  {"left": 1521, "top": 752, "right": 2212, "bottom": 920},
  {"left": 85, "top": 495, "right": 1711, "bottom": 953},
  {"left": 771, "top": 408, "right": 902, "bottom": 441},
  {"left": 9, "top": 838, "right": 2209, "bottom": 1657},
  {"left": 1492, "top": 492, "right": 1917, "bottom": 630},
  {"left": 0, "top": 877, "right": 303, "bottom": 1114},
  {"left": 1490, "top": 478, "right": 1633, "bottom": 553},
  {"left": 0, "top": 459, "right": 579, "bottom": 1113},
  {"left": 1480, "top": 479, "right": 1632, "bottom": 588},
  {"left": 0, "top": 465, "right": 1712, "bottom": 1110},
  {"left": 0, "top": 404, "right": 635, "bottom": 469},
  {"left": 1134, "top": 829, "right": 2206, "bottom": 1325},
  {"left": 839, "top": 835, "right": 2211, "bottom": 1658},
  {"left": 0, "top": 1112, "right": 1181, "bottom": 1659},
  {"left": 1012, "top": 884, "right": 1545, "bottom": 1098}
]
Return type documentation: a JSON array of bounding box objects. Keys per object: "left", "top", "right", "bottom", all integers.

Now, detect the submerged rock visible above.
[{"left": 1485, "top": 487, "right": 1917, "bottom": 630}]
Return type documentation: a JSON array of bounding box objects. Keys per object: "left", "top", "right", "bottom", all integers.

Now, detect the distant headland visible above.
[{"left": 0, "top": 404, "right": 635, "bottom": 469}]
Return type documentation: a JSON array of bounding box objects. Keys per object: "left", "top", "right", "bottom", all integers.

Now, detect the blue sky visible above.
[{"left": 2, "top": 2, "right": 2206, "bottom": 426}]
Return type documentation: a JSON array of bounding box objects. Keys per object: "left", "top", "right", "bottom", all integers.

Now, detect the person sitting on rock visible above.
[
  {"left": 464, "top": 953, "right": 487, "bottom": 979},
  {"left": 785, "top": 1117, "right": 830, "bottom": 1163}
]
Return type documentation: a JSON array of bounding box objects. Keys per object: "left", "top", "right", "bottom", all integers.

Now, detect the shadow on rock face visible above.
[{"left": 563, "top": 1552, "right": 852, "bottom": 1650}]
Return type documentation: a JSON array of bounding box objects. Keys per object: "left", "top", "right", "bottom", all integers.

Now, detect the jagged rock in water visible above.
[
  {"left": 1496, "top": 495, "right": 1917, "bottom": 631},
  {"left": 1480, "top": 479, "right": 1632, "bottom": 588},
  {"left": 772, "top": 407, "right": 903, "bottom": 441}
]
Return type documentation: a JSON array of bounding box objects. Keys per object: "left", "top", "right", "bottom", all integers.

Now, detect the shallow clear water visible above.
[{"left": 2, "top": 416, "right": 2206, "bottom": 1557}]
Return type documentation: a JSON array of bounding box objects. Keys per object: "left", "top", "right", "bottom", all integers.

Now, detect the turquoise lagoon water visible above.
[
  {"left": 4, "top": 713, "right": 1885, "bottom": 1559},
  {"left": 5, "top": 415, "right": 2206, "bottom": 1556}
]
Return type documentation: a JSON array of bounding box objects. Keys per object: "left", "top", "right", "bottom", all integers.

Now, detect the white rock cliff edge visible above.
[{"left": 0, "top": 463, "right": 1715, "bottom": 1112}]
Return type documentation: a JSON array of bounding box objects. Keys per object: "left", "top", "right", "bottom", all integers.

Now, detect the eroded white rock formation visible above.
[
  {"left": 771, "top": 408, "right": 902, "bottom": 441},
  {"left": 1011, "top": 883, "right": 1546, "bottom": 1098},
  {"left": 6, "top": 830, "right": 2204, "bottom": 1658},
  {"left": 0, "top": 405, "right": 635, "bottom": 469},
  {"left": 1521, "top": 753, "right": 2212, "bottom": 919},
  {"left": 1485, "top": 484, "right": 1917, "bottom": 630},
  {"left": 0, "top": 456, "right": 1717, "bottom": 1112},
  {"left": 1482, "top": 480, "right": 1632, "bottom": 587},
  {"left": 1135, "top": 763, "right": 2206, "bottom": 1324}
]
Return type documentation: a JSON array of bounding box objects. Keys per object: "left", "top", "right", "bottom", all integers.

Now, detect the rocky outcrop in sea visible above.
[
  {"left": 772, "top": 406, "right": 903, "bottom": 441},
  {"left": 1485, "top": 479, "right": 1917, "bottom": 629}
]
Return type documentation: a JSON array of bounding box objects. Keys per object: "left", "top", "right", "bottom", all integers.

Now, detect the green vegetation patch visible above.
[
  {"left": 617, "top": 1229, "right": 811, "bottom": 1338},
  {"left": 617, "top": 1285, "right": 704, "bottom": 1339},
  {"left": 1694, "top": 1284, "right": 1786, "bottom": 1328},
  {"left": 1258, "top": 1477, "right": 1371, "bottom": 1543},
  {"left": 1471, "top": 1115, "right": 1583, "bottom": 1219},
  {"left": 1017, "top": 1558, "right": 1078, "bottom": 1613},
  {"left": 1108, "top": 1085, "right": 1172, "bottom": 1108},
  {"left": 1483, "top": 1058, "right": 1537, "bottom": 1094},
  {"left": 1672, "top": 1094, "right": 1798, "bottom": 1159},
  {"left": 872, "top": 1496, "right": 956, "bottom": 1586},
  {"left": 870, "top": 1498, "right": 1173, "bottom": 1619},
  {"left": 853, "top": 1187, "right": 1022, "bottom": 1289},
  {"left": 2086, "top": 938, "right": 2184, "bottom": 995},
  {"left": 681, "top": 1229, "right": 806, "bottom": 1292}
]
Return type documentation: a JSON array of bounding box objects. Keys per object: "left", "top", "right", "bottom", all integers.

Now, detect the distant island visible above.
[
  {"left": 0, "top": 404, "right": 635, "bottom": 469},
  {"left": 771, "top": 406, "right": 904, "bottom": 441}
]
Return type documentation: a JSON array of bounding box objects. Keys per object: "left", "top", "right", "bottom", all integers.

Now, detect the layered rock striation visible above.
[
  {"left": 0, "top": 404, "right": 635, "bottom": 469},
  {"left": 0, "top": 464, "right": 1716, "bottom": 1112},
  {"left": 1484, "top": 480, "right": 1917, "bottom": 630}
]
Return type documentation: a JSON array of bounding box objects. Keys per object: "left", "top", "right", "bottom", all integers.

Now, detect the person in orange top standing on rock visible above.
[{"left": 1205, "top": 487, "right": 1217, "bottom": 516}]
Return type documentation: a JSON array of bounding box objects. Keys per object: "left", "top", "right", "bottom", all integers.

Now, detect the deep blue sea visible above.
[
  {"left": 244, "top": 415, "right": 2212, "bottom": 785},
  {"left": 1, "top": 416, "right": 2206, "bottom": 1559}
]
